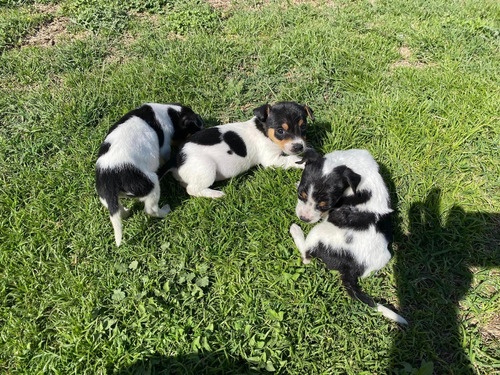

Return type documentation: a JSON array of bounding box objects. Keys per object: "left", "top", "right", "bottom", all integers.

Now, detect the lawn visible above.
[{"left": 0, "top": 0, "right": 499, "bottom": 374}]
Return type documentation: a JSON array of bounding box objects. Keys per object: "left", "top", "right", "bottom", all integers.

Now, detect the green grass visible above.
[{"left": 1, "top": 0, "right": 499, "bottom": 373}]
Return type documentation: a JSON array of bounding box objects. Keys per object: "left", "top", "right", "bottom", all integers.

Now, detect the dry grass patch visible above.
[{"left": 390, "top": 46, "right": 435, "bottom": 69}]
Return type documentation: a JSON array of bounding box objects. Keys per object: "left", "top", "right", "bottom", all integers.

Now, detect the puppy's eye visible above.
[
  {"left": 317, "top": 201, "right": 327, "bottom": 210},
  {"left": 300, "top": 124, "right": 306, "bottom": 132},
  {"left": 276, "top": 128, "right": 285, "bottom": 136}
]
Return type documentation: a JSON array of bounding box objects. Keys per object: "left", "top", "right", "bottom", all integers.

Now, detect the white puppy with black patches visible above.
[
  {"left": 96, "top": 103, "right": 204, "bottom": 246},
  {"left": 172, "top": 101, "right": 314, "bottom": 198},
  {"left": 290, "top": 148, "right": 407, "bottom": 325}
]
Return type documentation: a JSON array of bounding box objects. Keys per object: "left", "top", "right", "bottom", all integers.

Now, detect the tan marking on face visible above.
[
  {"left": 282, "top": 123, "right": 289, "bottom": 131},
  {"left": 267, "top": 128, "right": 292, "bottom": 151},
  {"left": 301, "top": 191, "right": 307, "bottom": 200},
  {"left": 319, "top": 201, "right": 326, "bottom": 208},
  {"left": 298, "top": 119, "right": 304, "bottom": 127}
]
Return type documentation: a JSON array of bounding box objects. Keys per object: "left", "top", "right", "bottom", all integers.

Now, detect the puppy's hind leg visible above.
[
  {"left": 100, "top": 196, "right": 125, "bottom": 247},
  {"left": 290, "top": 224, "right": 311, "bottom": 264},
  {"left": 180, "top": 159, "right": 225, "bottom": 198},
  {"left": 141, "top": 173, "right": 170, "bottom": 218}
]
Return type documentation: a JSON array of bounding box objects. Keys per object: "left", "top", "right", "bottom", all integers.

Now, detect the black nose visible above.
[
  {"left": 299, "top": 216, "right": 311, "bottom": 223},
  {"left": 292, "top": 143, "right": 304, "bottom": 153}
]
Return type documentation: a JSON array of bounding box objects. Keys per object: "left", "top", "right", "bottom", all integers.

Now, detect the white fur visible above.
[{"left": 174, "top": 117, "right": 305, "bottom": 198}]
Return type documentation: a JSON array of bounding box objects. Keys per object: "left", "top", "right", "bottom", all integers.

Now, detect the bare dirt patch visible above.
[
  {"left": 22, "top": 3, "right": 90, "bottom": 47},
  {"left": 24, "top": 17, "right": 71, "bottom": 47},
  {"left": 481, "top": 311, "right": 500, "bottom": 344}
]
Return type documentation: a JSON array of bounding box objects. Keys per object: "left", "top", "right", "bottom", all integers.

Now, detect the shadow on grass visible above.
[
  {"left": 390, "top": 188, "right": 499, "bottom": 373},
  {"left": 116, "top": 352, "right": 261, "bottom": 375}
]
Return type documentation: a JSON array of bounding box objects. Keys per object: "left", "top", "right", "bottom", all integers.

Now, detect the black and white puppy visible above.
[
  {"left": 289, "top": 148, "right": 407, "bottom": 325},
  {"left": 96, "top": 103, "right": 204, "bottom": 246},
  {"left": 172, "top": 101, "right": 314, "bottom": 198}
]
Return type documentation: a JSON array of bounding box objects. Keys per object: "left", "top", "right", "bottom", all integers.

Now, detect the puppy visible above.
[
  {"left": 172, "top": 102, "right": 314, "bottom": 198},
  {"left": 290, "top": 148, "right": 408, "bottom": 325},
  {"left": 96, "top": 103, "right": 204, "bottom": 246}
]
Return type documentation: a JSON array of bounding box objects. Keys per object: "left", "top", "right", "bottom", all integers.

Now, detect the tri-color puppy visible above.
[
  {"left": 96, "top": 103, "right": 204, "bottom": 246},
  {"left": 290, "top": 148, "right": 408, "bottom": 325},
  {"left": 172, "top": 101, "right": 314, "bottom": 198}
]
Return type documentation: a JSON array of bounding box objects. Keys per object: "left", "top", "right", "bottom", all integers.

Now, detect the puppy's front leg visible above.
[
  {"left": 263, "top": 154, "right": 305, "bottom": 170},
  {"left": 290, "top": 224, "right": 311, "bottom": 264}
]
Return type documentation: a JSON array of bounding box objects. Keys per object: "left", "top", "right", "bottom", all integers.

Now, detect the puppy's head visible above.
[
  {"left": 295, "top": 149, "right": 361, "bottom": 223},
  {"left": 170, "top": 106, "right": 205, "bottom": 144},
  {"left": 253, "top": 101, "right": 314, "bottom": 155}
]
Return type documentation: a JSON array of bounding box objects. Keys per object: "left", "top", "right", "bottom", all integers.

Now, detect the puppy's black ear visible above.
[
  {"left": 253, "top": 104, "right": 271, "bottom": 122},
  {"left": 195, "top": 114, "right": 205, "bottom": 129},
  {"left": 296, "top": 148, "right": 322, "bottom": 165},
  {"left": 342, "top": 167, "right": 361, "bottom": 194},
  {"left": 303, "top": 105, "right": 315, "bottom": 122},
  {"left": 184, "top": 114, "right": 204, "bottom": 132}
]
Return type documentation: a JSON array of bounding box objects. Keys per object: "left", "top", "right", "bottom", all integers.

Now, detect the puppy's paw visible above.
[
  {"left": 290, "top": 223, "right": 303, "bottom": 238},
  {"left": 157, "top": 204, "right": 171, "bottom": 218},
  {"left": 202, "top": 189, "right": 225, "bottom": 199},
  {"left": 302, "top": 257, "right": 311, "bottom": 264}
]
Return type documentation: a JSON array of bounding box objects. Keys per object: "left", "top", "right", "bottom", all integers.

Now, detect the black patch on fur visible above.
[
  {"left": 345, "top": 234, "right": 353, "bottom": 244},
  {"left": 223, "top": 131, "right": 247, "bottom": 157},
  {"left": 108, "top": 105, "right": 164, "bottom": 148},
  {"left": 186, "top": 127, "right": 222, "bottom": 146},
  {"left": 308, "top": 242, "right": 375, "bottom": 308},
  {"left": 327, "top": 208, "right": 377, "bottom": 230},
  {"left": 176, "top": 150, "right": 187, "bottom": 168},
  {"left": 328, "top": 208, "right": 393, "bottom": 242},
  {"left": 254, "top": 120, "right": 266, "bottom": 136},
  {"left": 97, "top": 142, "right": 111, "bottom": 158},
  {"left": 335, "top": 190, "right": 372, "bottom": 208},
  {"left": 227, "top": 150, "right": 233, "bottom": 155},
  {"left": 96, "top": 164, "right": 154, "bottom": 215}
]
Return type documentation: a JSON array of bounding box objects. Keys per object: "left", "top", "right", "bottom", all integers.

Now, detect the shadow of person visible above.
[
  {"left": 390, "top": 188, "right": 499, "bottom": 373},
  {"left": 116, "top": 351, "right": 261, "bottom": 375}
]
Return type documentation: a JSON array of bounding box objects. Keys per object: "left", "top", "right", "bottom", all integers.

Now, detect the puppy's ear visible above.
[
  {"left": 303, "top": 105, "right": 315, "bottom": 122},
  {"left": 182, "top": 114, "right": 205, "bottom": 134},
  {"left": 195, "top": 114, "right": 205, "bottom": 129},
  {"left": 296, "top": 148, "right": 322, "bottom": 165},
  {"left": 253, "top": 104, "right": 271, "bottom": 122},
  {"left": 342, "top": 167, "right": 361, "bottom": 194}
]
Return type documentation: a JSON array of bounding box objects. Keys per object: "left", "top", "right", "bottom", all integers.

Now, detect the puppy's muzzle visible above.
[{"left": 299, "top": 215, "right": 311, "bottom": 223}]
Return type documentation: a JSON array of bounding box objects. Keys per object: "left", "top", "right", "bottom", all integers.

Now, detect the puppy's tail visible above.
[{"left": 341, "top": 275, "right": 408, "bottom": 325}]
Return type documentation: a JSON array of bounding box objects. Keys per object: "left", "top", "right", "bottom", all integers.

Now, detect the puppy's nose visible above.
[
  {"left": 292, "top": 143, "right": 304, "bottom": 153},
  {"left": 299, "top": 216, "right": 311, "bottom": 223}
]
